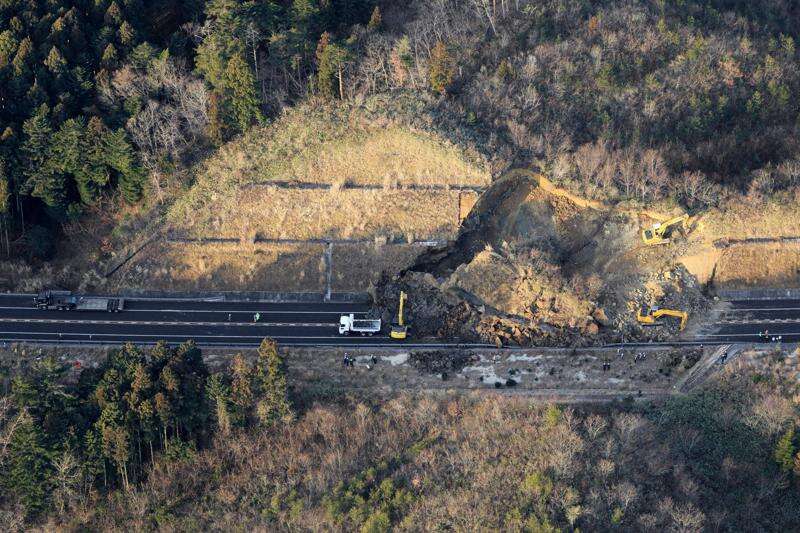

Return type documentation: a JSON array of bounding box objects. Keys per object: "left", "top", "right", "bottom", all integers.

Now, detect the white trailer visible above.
[{"left": 339, "top": 314, "right": 381, "bottom": 336}]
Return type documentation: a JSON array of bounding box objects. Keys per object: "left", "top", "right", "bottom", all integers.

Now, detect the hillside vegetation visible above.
[
  {"left": 167, "top": 99, "right": 490, "bottom": 241},
  {"left": 3, "top": 344, "right": 800, "bottom": 530}
]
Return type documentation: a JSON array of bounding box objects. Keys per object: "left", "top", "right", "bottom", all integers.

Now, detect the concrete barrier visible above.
[{"left": 99, "top": 290, "right": 371, "bottom": 303}]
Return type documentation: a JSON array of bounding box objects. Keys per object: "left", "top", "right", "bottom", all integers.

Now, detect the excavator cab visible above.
[
  {"left": 641, "top": 214, "right": 690, "bottom": 246},
  {"left": 637, "top": 305, "right": 688, "bottom": 331},
  {"left": 390, "top": 291, "right": 409, "bottom": 340}
]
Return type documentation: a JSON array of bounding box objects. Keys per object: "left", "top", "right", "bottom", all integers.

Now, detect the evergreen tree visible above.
[
  {"left": 118, "top": 21, "right": 136, "bottom": 48},
  {"left": 0, "top": 30, "right": 18, "bottom": 68},
  {"left": 367, "top": 6, "right": 381, "bottom": 31},
  {"left": 0, "top": 161, "right": 9, "bottom": 255},
  {"left": 253, "top": 338, "right": 292, "bottom": 425},
  {"left": 101, "top": 43, "right": 118, "bottom": 69},
  {"left": 224, "top": 52, "right": 263, "bottom": 131},
  {"left": 206, "top": 373, "right": 232, "bottom": 435},
  {"left": 775, "top": 427, "right": 796, "bottom": 472},
  {"left": 12, "top": 36, "right": 33, "bottom": 76},
  {"left": 229, "top": 353, "right": 254, "bottom": 426},
  {"left": 6, "top": 417, "right": 52, "bottom": 517},
  {"left": 44, "top": 46, "right": 67, "bottom": 74},
  {"left": 21, "top": 105, "right": 64, "bottom": 210},
  {"left": 428, "top": 40, "right": 455, "bottom": 95},
  {"left": 317, "top": 42, "right": 350, "bottom": 99}
]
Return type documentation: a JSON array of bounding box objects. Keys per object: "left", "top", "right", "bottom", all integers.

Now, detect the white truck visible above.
[
  {"left": 34, "top": 290, "right": 125, "bottom": 312},
  {"left": 339, "top": 314, "right": 381, "bottom": 336}
]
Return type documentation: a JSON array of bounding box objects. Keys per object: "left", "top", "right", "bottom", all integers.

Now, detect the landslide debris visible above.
[
  {"left": 377, "top": 170, "right": 709, "bottom": 346},
  {"left": 409, "top": 350, "right": 478, "bottom": 374}
]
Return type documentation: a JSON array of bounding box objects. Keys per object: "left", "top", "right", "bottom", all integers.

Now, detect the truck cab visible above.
[{"left": 34, "top": 290, "right": 76, "bottom": 310}]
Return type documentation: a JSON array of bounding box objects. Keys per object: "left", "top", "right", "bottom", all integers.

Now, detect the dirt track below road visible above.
[{"left": 0, "top": 343, "right": 745, "bottom": 404}]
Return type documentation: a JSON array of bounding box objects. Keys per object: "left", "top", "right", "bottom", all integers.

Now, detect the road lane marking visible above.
[
  {"left": 0, "top": 331, "right": 353, "bottom": 339},
  {"left": 726, "top": 307, "right": 800, "bottom": 312},
  {"left": 694, "top": 332, "right": 800, "bottom": 338},
  {"left": 716, "top": 318, "right": 800, "bottom": 322},
  {"left": 0, "top": 306, "right": 367, "bottom": 315},
  {"left": 0, "top": 318, "right": 334, "bottom": 327}
]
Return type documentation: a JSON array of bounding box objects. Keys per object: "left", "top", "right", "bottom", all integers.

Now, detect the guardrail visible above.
[{"left": 717, "top": 288, "right": 800, "bottom": 300}]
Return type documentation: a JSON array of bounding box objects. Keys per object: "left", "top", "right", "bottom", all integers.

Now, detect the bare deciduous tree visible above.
[{"left": 103, "top": 57, "right": 209, "bottom": 202}]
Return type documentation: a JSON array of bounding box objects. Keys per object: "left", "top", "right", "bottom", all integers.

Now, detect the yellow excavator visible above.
[
  {"left": 636, "top": 305, "right": 688, "bottom": 331},
  {"left": 641, "top": 214, "right": 690, "bottom": 246},
  {"left": 390, "top": 291, "right": 408, "bottom": 340}
]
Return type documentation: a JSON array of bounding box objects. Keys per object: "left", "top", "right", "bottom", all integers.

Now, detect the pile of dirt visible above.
[
  {"left": 373, "top": 271, "right": 482, "bottom": 341},
  {"left": 378, "top": 169, "right": 712, "bottom": 346}
]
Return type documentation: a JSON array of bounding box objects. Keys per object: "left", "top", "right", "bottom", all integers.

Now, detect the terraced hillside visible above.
[{"left": 113, "top": 102, "right": 490, "bottom": 293}]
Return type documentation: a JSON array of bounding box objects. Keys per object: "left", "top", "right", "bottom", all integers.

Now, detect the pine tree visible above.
[
  {"left": 101, "top": 43, "right": 118, "bottom": 69},
  {"left": 0, "top": 162, "right": 9, "bottom": 255},
  {"left": 775, "top": 427, "right": 796, "bottom": 472},
  {"left": 118, "top": 21, "right": 136, "bottom": 48},
  {"left": 317, "top": 42, "right": 350, "bottom": 99},
  {"left": 254, "top": 338, "right": 292, "bottom": 426},
  {"left": 101, "top": 126, "right": 143, "bottom": 202},
  {"left": 6, "top": 416, "right": 52, "bottom": 517},
  {"left": 367, "top": 6, "right": 382, "bottom": 31},
  {"left": 105, "top": 2, "right": 124, "bottom": 25},
  {"left": 21, "top": 105, "right": 65, "bottom": 209},
  {"left": 224, "top": 53, "right": 263, "bottom": 131},
  {"left": 0, "top": 30, "right": 18, "bottom": 69},
  {"left": 206, "top": 374, "right": 232, "bottom": 435},
  {"left": 428, "top": 40, "right": 455, "bottom": 95},
  {"left": 171, "top": 341, "right": 209, "bottom": 439},
  {"left": 44, "top": 46, "right": 68, "bottom": 74},
  {"left": 315, "top": 31, "right": 331, "bottom": 64},
  {"left": 12, "top": 36, "right": 33, "bottom": 76},
  {"left": 229, "top": 353, "right": 253, "bottom": 426}
]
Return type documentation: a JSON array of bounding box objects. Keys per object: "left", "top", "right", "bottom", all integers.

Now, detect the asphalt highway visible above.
[
  {"left": 0, "top": 294, "right": 416, "bottom": 347},
  {"left": 1, "top": 294, "right": 799, "bottom": 348},
  {"left": 693, "top": 299, "right": 800, "bottom": 343}
]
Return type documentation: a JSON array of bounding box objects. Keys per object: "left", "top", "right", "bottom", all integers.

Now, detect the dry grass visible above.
[
  {"left": 170, "top": 102, "right": 489, "bottom": 235},
  {"left": 715, "top": 245, "right": 800, "bottom": 288},
  {"left": 294, "top": 127, "right": 489, "bottom": 187},
  {"left": 331, "top": 243, "right": 424, "bottom": 291},
  {"left": 137, "top": 99, "right": 492, "bottom": 294},
  {"left": 117, "top": 241, "right": 433, "bottom": 292},
  {"left": 116, "top": 242, "right": 326, "bottom": 292},
  {"left": 176, "top": 188, "right": 472, "bottom": 241},
  {"left": 702, "top": 194, "right": 800, "bottom": 241}
]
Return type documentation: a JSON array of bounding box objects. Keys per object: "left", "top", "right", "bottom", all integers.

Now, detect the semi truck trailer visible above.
[{"left": 34, "top": 290, "right": 125, "bottom": 312}]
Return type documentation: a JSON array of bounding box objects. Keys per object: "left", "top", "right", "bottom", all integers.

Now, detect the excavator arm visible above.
[
  {"left": 641, "top": 214, "right": 690, "bottom": 245},
  {"left": 390, "top": 291, "right": 408, "bottom": 340},
  {"left": 637, "top": 306, "right": 688, "bottom": 331}
]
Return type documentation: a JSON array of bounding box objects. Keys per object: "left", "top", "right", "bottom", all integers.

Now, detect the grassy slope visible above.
[{"left": 168, "top": 98, "right": 490, "bottom": 240}]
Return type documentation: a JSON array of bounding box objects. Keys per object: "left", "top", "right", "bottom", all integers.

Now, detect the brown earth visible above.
[
  {"left": 172, "top": 188, "right": 473, "bottom": 242},
  {"left": 381, "top": 170, "right": 709, "bottom": 347}
]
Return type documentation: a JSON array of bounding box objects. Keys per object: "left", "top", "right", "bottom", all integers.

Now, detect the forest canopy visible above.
[{"left": 1, "top": 0, "right": 800, "bottom": 257}]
